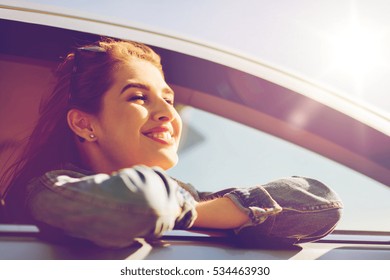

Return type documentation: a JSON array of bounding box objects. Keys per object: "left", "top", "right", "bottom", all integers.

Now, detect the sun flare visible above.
[{"left": 329, "top": 21, "right": 384, "bottom": 89}]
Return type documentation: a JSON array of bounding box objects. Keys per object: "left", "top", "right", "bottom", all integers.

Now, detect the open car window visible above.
[
  {"left": 1, "top": 3, "right": 390, "bottom": 266},
  {"left": 1, "top": 19, "right": 389, "bottom": 236}
]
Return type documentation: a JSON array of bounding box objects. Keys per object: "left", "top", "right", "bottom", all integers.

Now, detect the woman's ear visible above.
[{"left": 67, "top": 109, "right": 97, "bottom": 142}]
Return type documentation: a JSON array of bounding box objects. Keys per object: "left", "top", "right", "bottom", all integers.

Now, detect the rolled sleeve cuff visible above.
[{"left": 223, "top": 185, "right": 282, "bottom": 231}]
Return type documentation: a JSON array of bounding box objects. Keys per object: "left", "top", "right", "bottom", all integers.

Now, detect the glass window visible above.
[{"left": 168, "top": 107, "right": 390, "bottom": 232}]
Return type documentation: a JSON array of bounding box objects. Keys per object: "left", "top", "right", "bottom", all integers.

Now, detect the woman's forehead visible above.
[
  {"left": 110, "top": 59, "right": 172, "bottom": 92},
  {"left": 115, "top": 59, "right": 163, "bottom": 78}
]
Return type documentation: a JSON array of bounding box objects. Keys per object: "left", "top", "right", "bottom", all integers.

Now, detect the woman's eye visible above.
[
  {"left": 128, "top": 95, "right": 147, "bottom": 103},
  {"left": 165, "top": 98, "right": 174, "bottom": 105}
]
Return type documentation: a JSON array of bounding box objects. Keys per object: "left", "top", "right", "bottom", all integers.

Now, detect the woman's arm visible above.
[
  {"left": 193, "top": 197, "right": 250, "bottom": 229},
  {"left": 26, "top": 165, "right": 197, "bottom": 248},
  {"left": 194, "top": 178, "right": 343, "bottom": 248}
]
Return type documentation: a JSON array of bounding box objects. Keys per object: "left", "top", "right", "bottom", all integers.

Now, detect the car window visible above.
[
  {"left": 1, "top": 19, "right": 389, "bottom": 233},
  {"left": 168, "top": 106, "right": 390, "bottom": 232}
]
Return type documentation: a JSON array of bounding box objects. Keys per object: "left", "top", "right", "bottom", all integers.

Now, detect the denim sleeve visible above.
[
  {"left": 223, "top": 177, "right": 343, "bottom": 247},
  {"left": 25, "top": 165, "right": 197, "bottom": 248}
]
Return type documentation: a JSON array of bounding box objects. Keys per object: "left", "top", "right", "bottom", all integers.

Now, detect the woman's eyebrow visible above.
[
  {"left": 163, "top": 87, "right": 175, "bottom": 95},
  {"left": 120, "top": 83, "right": 150, "bottom": 94},
  {"left": 120, "top": 83, "right": 174, "bottom": 95}
]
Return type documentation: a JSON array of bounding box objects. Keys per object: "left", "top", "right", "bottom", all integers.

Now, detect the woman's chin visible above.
[{"left": 154, "top": 154, "right": 178, "bottom": 170}]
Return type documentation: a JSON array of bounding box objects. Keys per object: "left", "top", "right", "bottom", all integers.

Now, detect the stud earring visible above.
[{"left": 89, "top": 134, "right": 96, "bottom": 139}]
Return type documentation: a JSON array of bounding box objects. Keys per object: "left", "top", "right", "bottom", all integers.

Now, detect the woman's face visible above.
[{"left": 90, "top": 58, "right": 182, "bottom": 171}]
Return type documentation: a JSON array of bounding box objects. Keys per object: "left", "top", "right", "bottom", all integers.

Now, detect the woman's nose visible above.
[{"left": 152, "top": 98, "right": 176, "bottom": 122}]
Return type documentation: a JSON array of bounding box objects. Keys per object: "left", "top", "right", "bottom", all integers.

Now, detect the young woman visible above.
[{"left": 1, "top": 38, "right": 343, "bottom": 248}]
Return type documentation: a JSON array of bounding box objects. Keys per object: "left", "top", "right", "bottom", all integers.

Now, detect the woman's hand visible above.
[{"left": 192, "top": 197, "right": 250, "bottom": 229}]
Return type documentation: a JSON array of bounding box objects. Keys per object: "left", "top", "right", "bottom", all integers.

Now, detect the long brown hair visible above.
[{"left": 1, "top": 38, "right": 163, "bottom": 221}]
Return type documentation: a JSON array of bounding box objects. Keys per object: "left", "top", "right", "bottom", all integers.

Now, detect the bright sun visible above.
[{"left": 329, "top": 20, "right": 384, "bottom": 89}]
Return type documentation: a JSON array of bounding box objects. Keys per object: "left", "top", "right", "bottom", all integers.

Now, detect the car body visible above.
[{"left": 0, "top": 0, "right": 389, "bottom": 260}]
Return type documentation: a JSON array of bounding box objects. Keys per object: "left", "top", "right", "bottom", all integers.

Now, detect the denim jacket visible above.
[{"left": 24, "top": 164, "right": 343, "bottom": 248}]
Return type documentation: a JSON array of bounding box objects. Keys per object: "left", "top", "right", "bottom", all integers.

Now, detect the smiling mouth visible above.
[{"left": 143, "top": 131, "right": 175, "bottom": 145}]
